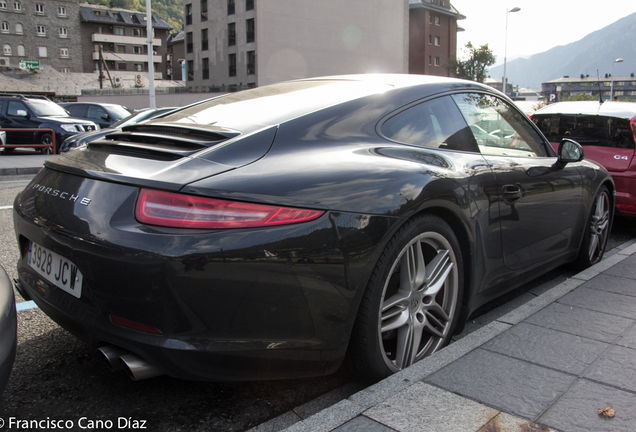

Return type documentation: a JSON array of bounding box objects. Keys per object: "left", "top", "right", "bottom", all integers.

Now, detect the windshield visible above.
[
  {"left": 29, "top": 100, "right": 69, "bottom": 117},
  {"left": 105, "top": 105, "right": 133, "bottom": 120}
]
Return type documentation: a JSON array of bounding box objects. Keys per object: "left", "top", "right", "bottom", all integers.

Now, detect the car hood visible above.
[{"left": 43, "top": 116, "right": 98, "bottom": 125}]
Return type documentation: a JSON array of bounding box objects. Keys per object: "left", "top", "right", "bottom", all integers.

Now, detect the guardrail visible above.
[{"left": 0, "top": 129, "right": 56, "bottom": 155}]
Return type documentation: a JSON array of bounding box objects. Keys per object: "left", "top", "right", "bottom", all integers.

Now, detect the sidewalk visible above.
[
  {"left": 0, "top": 150, "right": 52, "bottom": 176},
  {"left": 252, "top": 242, "right": 636, "bottom": 432}
]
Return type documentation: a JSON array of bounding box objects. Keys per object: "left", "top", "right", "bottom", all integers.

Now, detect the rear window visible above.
[{"left": 533, "top": 113, "right": 635, "bottom": 149}]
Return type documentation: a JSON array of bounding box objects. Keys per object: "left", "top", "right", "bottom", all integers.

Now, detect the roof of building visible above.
[
  {"left": 167, "top": 31, "right": 185, "bottom": 45},
  {"left": 544, "top": 75, "right": 636, "bottom": 84},
  {"left": 409, "top": 0, "right": 466, "bottom": 20},
  {"left": 79, "top": 5, "right": 172, "bottom": 30}
]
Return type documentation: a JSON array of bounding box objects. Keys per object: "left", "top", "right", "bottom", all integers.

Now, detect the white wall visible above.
[{"left": 256, "top": 0, "right": 409, "bottom": 86}]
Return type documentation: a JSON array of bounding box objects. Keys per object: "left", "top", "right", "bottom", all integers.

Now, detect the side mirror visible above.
[
  {"left": 16, "top": 109, "right": 28, "bottom": 117},
  {"left": 555, "top": 139, "right": 584, "bottom": 169}
]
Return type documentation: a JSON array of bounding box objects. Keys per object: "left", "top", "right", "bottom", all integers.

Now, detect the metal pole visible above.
[
  {"left": 502, "top": 7, "right": 520, "bottom": 96},
  {"left": 146, "top": 0, "right": 156, "bottom": 109},
  {"left": 610, "top": 58, "right": 624, "bottom": 100}
]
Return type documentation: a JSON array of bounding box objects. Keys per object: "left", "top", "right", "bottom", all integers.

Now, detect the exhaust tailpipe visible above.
[
  {"left": 97, "top": 345, "right": 129, "bottom": 372},
  {"left": 119, "top": 353, "right": 164, "bottom": 381}
]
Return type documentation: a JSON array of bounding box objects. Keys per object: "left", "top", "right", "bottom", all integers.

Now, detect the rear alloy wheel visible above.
[
  {"left": 348, "top": 215, "right": 463, "bottom": 382},
  {"left": 40, "top": 133, "right": 53, "bottom": 154},
  {"left": 573, "top": 186, "right": 611, "bottom": 269}
]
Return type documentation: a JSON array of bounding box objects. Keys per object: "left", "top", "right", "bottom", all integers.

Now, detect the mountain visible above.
[
  {"left": 487, "top": 12, "right": 636, "bottom": 91},
  {"left": 85, "top": 0, "right": 183, "bottom": 32}
]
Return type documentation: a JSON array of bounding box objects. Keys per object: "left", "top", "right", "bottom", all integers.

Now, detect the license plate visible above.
[{"left": 28, "top": 241, "right": 83, "bottom": 298}]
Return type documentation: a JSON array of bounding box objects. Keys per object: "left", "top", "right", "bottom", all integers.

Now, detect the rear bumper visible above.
[{"left": 610, "top": 171, "right": 636, "bottom": 216}]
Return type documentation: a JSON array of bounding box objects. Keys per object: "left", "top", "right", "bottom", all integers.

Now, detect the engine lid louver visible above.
[{"left": 87, "top": 123, "right": 240, "bottom": 159}]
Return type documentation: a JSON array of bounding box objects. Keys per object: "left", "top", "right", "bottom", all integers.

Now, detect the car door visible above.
[
  {"left": 86, "top": 105, "right": 110, "bottom": 128},
  {"left": 66, "top": 104, "right": 86, "bottom": 120},
  {"left": 3, "top": 100, "right": 38, "bottom": 144},
  {"left": 452, "top": 93, "right": 584, "bottom": 270}
]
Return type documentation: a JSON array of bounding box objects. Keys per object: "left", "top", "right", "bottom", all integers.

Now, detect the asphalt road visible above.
[{"left": 0, "top": 174, "right": 634, "bottom": 432}]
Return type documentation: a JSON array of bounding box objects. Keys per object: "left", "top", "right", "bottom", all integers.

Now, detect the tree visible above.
[
  {"left": 444, "top": 42, "right": 496, "bottom": 83},
  {"left": 563, "top": 94, "right": 600, "bottom": 101}
]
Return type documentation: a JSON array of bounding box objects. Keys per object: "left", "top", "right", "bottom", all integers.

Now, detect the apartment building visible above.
[
  {"left": 79, "top": 4, "right": 172, "bottom": 78},
  {"left": 0, "top": 0, "right": 82, "bottom": 72},
  {"left": 409, "top": 0, "right": 465, "bottom": 77},
  {"left": 184, "top": 0, "right": 409, "bottom": 90},
  {"left": 542, "top": 74, "right": 636, "bottom": 102}
]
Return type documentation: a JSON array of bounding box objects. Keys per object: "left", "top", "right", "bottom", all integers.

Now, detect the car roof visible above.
[{"left": 535, "top": 101, "right": 636, "bottom": 119}]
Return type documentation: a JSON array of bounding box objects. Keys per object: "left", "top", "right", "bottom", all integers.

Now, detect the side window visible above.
[
  {"left": 451, "top": 93, "right": 548, "bottom": 158},
  {"left": 87, "top": 105, "right": 107, "bottom": 120},
  {"left": 67, "top": 105, "right": 85, "bottom": 117},
  {"left": 7, "top": 101, "right": 27, "bottom": 116},
  {"left": 380, "top": 95, "right": 479, "bottom": 153},
  {"left": 533, "top": 114, "right": 635, "bottom": 150}
]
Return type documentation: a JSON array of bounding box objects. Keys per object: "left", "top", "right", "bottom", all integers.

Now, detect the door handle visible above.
[{"left": 502, "top": 184, "right": 523, "bottom": 202}]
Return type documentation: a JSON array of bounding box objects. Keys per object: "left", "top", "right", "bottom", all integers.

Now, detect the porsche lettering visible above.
[{"left": 31, "top": 184, "right": 91, "bottom": 206}]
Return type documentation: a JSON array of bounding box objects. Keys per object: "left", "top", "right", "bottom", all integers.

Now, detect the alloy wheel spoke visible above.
[
  {"left": 394, "top": 320, "right": 414, "bottom": 369},
  {"left": 400, "top": 241, "right": 427, "bottom": 293},
  {"left": 422, "top": 250, "right": 453, "bottom": 297}
]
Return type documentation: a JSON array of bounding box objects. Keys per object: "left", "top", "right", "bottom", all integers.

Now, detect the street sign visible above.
[{"left": 19, "top": 60, "right": 40, "bottom": 71}]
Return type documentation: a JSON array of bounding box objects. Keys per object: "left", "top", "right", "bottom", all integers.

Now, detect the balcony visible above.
[
  {"left": 92, "top": 33, "right": 161, "bottom": 46},
  {"left": 93, "top": 52, "right": 162, "bottom": 63}
]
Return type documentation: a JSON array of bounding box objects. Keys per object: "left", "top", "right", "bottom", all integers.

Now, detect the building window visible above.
[
  {"left": 96, "top": 26, "right": 103, "bottom": 33},
  {"left": 227, "top": 0, "right": 234, "bottom": 15},
  {"left": 0, "top": 2, "right": 6, "bottom": 10},
  {"left": 133, "top": 46, "right": 143, "bottom": 54},
  {"left": 114, "top": 27, "right": 124, "bottom": 36},
  {"left": 202, "top": 57, "right": 209, "bottom": 80},
  {"left": 435, "top": 16, "right": 440, "bottom": 25},
  {"left": 428, "top": 56, "right": 432, "bottom": 65},
  {"left": 247, "top": 50, "right": 255, "bottom": 75},
  {"left": 62, "top": 67, "right": 70, "bottom": 73},
  {"left": 185, "top": 3, "right": 192, "bottom": 25},
  {"left": 434, "top": 36, "right": 440, "bottom": 46},
  {"left": 17, "top": 44, "right": 24, "bottom": 56},
  {"left": 38, "top": 46, "right": 47, "bottom": 57},
  {"left": 118, "top": 63, "right": 126, "bottom": 70},
  {"left": 434, "top": 56, "right": 440, "bottom": 66},
  {"left": 246, "top": 0, "right": 254, "bottom": 10},
  {"left": 15, "top": 23, "right": 22, "bottom": 34},
  {"left": 35, "top": 3, "right": 43, "bottom": 14},
  {"left": 13, "top": 2, "right": 21, "bottom": 12},
  {"left": 57, "top": 6, "right": 66, "bottom": 17},
  {"left": 59, "top": 27, "right": 67, "bottom": 38},
  {"left": 186, "top": 32, "right": 193, "bottom": 53},
  {"left": 132, "top": 28, "right": 141, "bottom": 37},
  {"left": 187, "top": 59, "right": 194, "bottom": 81},
  {"left": 200, "top": 0, "right": 207, "bottom": 21},
  {"left": 246, "top": 18, "right": 255, "bottom": 43},
  {"left": 228, "top": 23, "right": 235, "bottom": 46},
  {"left": 37, "top": 25, "right": 46, "bottom": 36},
  {"left": 134, "top": 63, "right": 143, "bottom": 71},
  {"left": 201, "top": 28, "right": 208, "bottom": 50},
  {"left": 229, "top": 53, "right": 236, "bottom": 76},
  {"left": 117, "top": 45, "right": 126, "bottom": 53},
  {"left": 1, "top": 22, "right": 8, "bottom": 33},
  {"left": 3, "top": 44, "right": 11, "bottom": 56},
  {"left": 60, "top": 48, "right": 69, "bottom": 58}
]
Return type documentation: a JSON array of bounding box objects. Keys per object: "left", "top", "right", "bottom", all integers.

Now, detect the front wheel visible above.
[
  {"left": 347, "top": 214, "right": 463, "bottom": 382},
  {"left": 40, "top": 133, "right": 54, "bottom": 154},
  {"left": 572, "top": 185, "right": 611, "bottom": 270}
]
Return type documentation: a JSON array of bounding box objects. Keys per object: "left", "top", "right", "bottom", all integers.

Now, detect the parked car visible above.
[
  {"left": 0, "top": 265, "right": 17, "bottom": 399},
  {"left": 13, "top": 75, "right": 613, "bottom": 383},
  {"left": 532, "top": 101, "right": 636, "bottom": 216},
  {"left": 0, "top": 94, "right": 99, "bottom": 154},
  {"left": 59, "top": 103, "right": 131, "bottom": 129},
  {"left": 60, "top": 107, "right": 177, "bottom": 153}
]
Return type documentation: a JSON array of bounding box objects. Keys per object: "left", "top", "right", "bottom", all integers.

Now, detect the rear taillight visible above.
[
  {"left": 135, "top": 189, "right": 324, "bottom": 229},
  {"left": 630, "top": 118, "right": 636, "bottom": 146}
]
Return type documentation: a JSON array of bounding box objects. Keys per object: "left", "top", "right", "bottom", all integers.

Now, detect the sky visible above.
[{"left": 451, "top": 0, "right": 636, "bottom": 66}]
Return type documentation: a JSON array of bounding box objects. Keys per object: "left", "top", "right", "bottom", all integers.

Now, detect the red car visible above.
[{"left": 532, "top": 101, "right": 636, "bottom": 216}]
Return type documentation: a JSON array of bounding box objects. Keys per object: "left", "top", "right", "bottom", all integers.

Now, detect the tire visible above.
[
  {"left": 572, "top": 185, "right": 612, "bottom": 270},
  {"left": 40, "top": 133, "right": 54, "bottom": 154},
  {"left": 347, "top": 214, "right": 464, "bottom": 382}
]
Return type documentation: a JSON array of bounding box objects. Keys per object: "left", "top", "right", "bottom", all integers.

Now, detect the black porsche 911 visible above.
[{"left": 13, "top": 74, "right": 613, "bottom": 383}]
